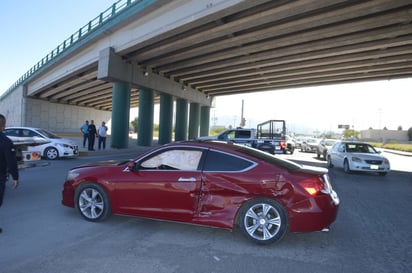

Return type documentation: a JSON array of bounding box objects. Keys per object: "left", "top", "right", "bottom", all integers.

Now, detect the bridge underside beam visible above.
[{"left": 97, "top": 47, "right": 211, "bottom": 106}]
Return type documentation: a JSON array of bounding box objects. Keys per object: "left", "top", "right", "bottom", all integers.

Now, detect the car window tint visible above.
[
  {"left": 203, "top": 150, "right": 254, "bottom": 172},
  {"left": 140, "top": 149, "right": 202, "bottom": 171},
  {"left": 235, "top": 130, "right": 251, "bottom": 138},
  {"left": 22, "top": 129, "right": 40, "bottom": 137},
  {"left": 4, "top": 129, "right": 19, "bottom": 137}
]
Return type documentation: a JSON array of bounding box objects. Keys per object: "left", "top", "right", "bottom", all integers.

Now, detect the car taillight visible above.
[
  {"left": 280, "top": 140, "right": 286, "bottom": 149},
  {"left": 299, "top": 177, "right": 325, "bottom": 196}
]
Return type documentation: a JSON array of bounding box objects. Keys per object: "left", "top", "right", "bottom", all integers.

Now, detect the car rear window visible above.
[{"left": 203, "top": 150, "right": 255, "bottom": 172}]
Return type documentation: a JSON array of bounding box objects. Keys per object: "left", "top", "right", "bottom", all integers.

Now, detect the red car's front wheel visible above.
[{"left": 74, "top": 183, "right": 111, "bottom": 222}]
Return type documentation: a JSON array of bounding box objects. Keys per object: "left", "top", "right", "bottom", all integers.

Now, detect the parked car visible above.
[
  {"left": 327, "top": 141, "right": 390, "bottom": 176},
  {"left": 285, "top": 135, "right": 295, "bottom": 154},
  {"left": 4, "top": 127, "right": 79, "bottom": 160},
  {"left": 62, "top": 141, "right": 339, "bottom": 245},
  {"left": 317, "top": 139, "right": 338, "bottom": 160},
  {"left": 301, "top": 137, "right": 320, "bottom": 153},
  {"left": 294, "top": 137, "right": 304, "bottom": 149}
]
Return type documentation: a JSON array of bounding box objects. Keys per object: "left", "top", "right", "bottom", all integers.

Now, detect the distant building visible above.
[{"left": 360, "top": 129, "right": 408, "bottom": 143}]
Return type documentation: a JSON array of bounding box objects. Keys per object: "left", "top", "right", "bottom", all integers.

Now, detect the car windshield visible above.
[
  {"left": 306, "top": 138, "right": 318, "bottom": 143},
  {"left": 36, "top": 128, "right": 61, "bottom": 139},
  {"left": 345, "top": 143, "right": 377, "bottom": 153},
  {"left": 235, "top": 145, "right": 301, "bottom": 171},
  {"left": 325, "top": 140, "right": 337, "bottom": 146}
]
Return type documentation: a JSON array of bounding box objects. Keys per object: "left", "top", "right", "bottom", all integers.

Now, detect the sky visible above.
[{"left": 0, "top": 0, "right": 411, "bottom": 135}]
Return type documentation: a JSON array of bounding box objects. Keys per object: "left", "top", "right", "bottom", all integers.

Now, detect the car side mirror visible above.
[{"left": 127, "top": 161, "right": 136, "bottom": 172}]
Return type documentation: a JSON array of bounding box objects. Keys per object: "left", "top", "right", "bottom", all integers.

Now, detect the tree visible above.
[
  {"left": 408, "top": 127, "right": 412, "bottom": 141},
  {"left": 130, "top": 117, "right": 138, "bottom": 133},
  {"left": 343, "top": 129, "right": 359, "bottom": 140},
  {"left": 397, "top": 125, "right": 403, "bottom": 131}
]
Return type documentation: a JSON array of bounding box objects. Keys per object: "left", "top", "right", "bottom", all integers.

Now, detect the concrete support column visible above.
[
  {"left": 111, "top": 82, "right": 131, "bottom": 148},
  {"left": 137, "top": 88, "right": 154, "bottom": 146},
  {"left": 158, "top": 93, "right": 173, "bottom": 144},
  {"left": 200, "top": 106, "right": 211, "bottom": 137},
  {"left": 174, "top": 98, "right": 188, "bottom": 141},
  {"left": 188, "top": 102, "right": 200, "bottom": 140}
]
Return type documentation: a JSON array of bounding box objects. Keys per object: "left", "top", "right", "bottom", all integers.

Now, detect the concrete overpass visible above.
[{"left": 1, "top": 0, "right": 412, "bottom": 147}]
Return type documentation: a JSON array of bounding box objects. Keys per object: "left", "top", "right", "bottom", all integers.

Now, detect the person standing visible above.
[
  {"left": 0, "top": 114, "right": 19, "bottom": 234},
  {"left": 87, "top": 120, "right": 97, "bottom": 151},
  {"left": 97, "top": 121, "right": 108, "bottom": 150},
  {"left": 80, "top": 120, "right": 89, "bottom": 148}
]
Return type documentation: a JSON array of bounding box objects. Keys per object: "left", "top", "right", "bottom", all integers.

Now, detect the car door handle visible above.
[{"left": 178, "top": 177, "right": 196, "bottom": 182}]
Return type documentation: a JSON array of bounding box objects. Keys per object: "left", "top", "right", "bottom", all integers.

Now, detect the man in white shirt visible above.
[{"left": 97, "top": 121, "right": 108, "bottom": 150}]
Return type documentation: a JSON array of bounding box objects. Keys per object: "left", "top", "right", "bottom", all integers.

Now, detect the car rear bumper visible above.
[{"left": 288, "top": 193, "right": 339, "bottom": 232}]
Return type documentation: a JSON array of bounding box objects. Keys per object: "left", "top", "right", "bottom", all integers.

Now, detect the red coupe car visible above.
[{"left": 62, "top": 141, "right": 339, "bottom": 244}]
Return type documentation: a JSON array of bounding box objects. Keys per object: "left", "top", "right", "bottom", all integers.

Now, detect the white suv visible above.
[{"left": 4, "top": 127, "right": 79, "bottom": 160}]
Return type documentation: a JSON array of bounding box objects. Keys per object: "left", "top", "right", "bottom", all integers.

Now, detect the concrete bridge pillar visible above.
[
  {"left": 158, "top": 93, "right": 173, "bottom": 144},
  {"left": 137, "top": 88, "right": 154, "bottom": 146},
  {"left": 188, "top": 102, "right": 200, "bottom": 140},
  {"left": 111, "top": 82, "right": 131, "bottom": 148},
  {"left": 200, "top": 106, "right": 211, "bottom": 137},
  {"left": 174, "top": 98, "right": 188, "bottom": 141}
]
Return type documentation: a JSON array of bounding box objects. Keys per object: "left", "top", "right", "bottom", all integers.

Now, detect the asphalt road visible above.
[{"left": 0, "top": 149, "right": 411, "bottom": 273}]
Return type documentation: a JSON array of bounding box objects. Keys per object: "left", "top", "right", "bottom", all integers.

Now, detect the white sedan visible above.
[
  {"left": 5, "top": 127, "right": 79, "bottom": 160},
  {"left": 327, "top": 141, "right": 390, "bottom": 176}
]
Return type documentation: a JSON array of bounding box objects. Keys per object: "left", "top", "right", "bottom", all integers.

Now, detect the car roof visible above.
[
  {"left": 339, "top": 140, "right": 369, "bottom": 144},
  {"left": 6, "top": 126, "right": 40, "bottom": 130},
  {"left": 165, "top": 140, "right": 240, "bottom": 150}
]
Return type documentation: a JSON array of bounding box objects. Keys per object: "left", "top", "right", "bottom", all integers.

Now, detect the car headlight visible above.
[
  {"left": 66, "top": 171, "right": 80, "bottom": 181},
  {"left": 351, "top": 156, "right": 362, "bottom": 162}
]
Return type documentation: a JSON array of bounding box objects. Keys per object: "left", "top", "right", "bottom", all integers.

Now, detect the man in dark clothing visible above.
[
  {"left": 87, "top": 120, "right": 97, "bottom": 151},
  {"left": 0, "top": 114, "right": 19, "bottom": 234}
]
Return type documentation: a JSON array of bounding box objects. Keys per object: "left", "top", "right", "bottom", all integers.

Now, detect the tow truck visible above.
[{"left": 10, "top": 137, "right": 50, "bottom": 169}]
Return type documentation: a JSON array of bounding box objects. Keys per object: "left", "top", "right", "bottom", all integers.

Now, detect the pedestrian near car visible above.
[
  {"left": 87, "top": 120, "right": 97, "bottom": 151},
  {"left": 0, "top": 114, "right": 19, "bottom": 234},
  {"left": 97, "top": 121, "right": 108, "bottom": 150},
  {"left": 80, "top": 120, "right": 89, "bottom": 148}
]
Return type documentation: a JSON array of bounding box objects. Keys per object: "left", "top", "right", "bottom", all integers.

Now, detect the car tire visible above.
[
  {"left": 45, "top": 147, "right": 59, "bottom": 160},
  {"left": 378, "top": 172, "right": 388, "bottom": 176},
  {"left": 343, "top": 159, "right": 351, "bottom": 173},
  {"left": 75, "top": 183, "right": 111, "bottom": 222},
  {"left": 238, "top": 198, "right": 288, "bottom": 245},
  {"left": 327, "top": 156, "right": 333, "bottom": 168}
]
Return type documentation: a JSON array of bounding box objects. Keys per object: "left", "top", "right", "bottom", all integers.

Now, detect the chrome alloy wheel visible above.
[
  {"left": 78, "top": 188, "right": 105, "bottom": 220},
  {"left": 244, "top": 203, "right": 282, "bottom": 241}
]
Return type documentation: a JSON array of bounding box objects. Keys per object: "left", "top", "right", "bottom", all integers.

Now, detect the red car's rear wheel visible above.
[{"left": 238, "top": 198, "right": 288, "bottom": 244}]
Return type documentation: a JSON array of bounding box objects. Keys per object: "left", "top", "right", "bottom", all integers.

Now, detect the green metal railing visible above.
[{"left": 1, "top": 0, "right": 140, "bottom": 99}]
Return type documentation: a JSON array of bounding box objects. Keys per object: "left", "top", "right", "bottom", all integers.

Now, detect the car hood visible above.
[
  {"left": 76, "top": 160, "right": 126, "bottom": 168},
  {"left": 55, "top": 138, "right": 77, "bottom": 146},
  {"left": 350, "top": 153, "right": 387, "bottom": 160}
]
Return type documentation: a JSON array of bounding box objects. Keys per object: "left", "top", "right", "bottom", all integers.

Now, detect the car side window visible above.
[
  {"left": 4, "top": 129, "right": 20, "bottom": 137},
  {"left": 22, "top": 129, "right": 40, "bottom": 137},
  {"left": 140, "top": 149, "right": 203, "bottom": 171},
  {"left": 203, "top": 150, "right": 254, "bottom": 172}
]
